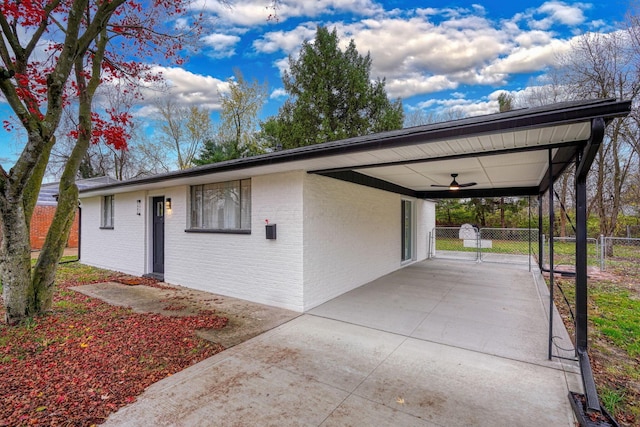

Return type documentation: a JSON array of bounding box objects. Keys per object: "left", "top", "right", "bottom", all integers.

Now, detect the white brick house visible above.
[
  {"left": 79, "top": 168, "right": 434, "bottom": 312},
  {"left": 79, "top": 99, "right": 630, "bottom": 314}
]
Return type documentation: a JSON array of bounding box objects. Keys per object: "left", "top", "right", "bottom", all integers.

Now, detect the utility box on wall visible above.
[{"left": 265, "top": 223, "right": 277, "bottom": 240}]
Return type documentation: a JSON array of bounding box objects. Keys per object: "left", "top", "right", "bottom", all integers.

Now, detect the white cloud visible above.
[
  {"left": 482, "top": 38, "right": 571, "bottom": 74},
  {"left": 276, "top": 0, "right": 384, "bottom": 20},
  {"left": 194, "top": 1, "right": 274, "bottom": 27},
  {"left": 414, "top": 83, "right": 579, "bottom": 120},
  {"left": 201, "top": 33, "right": 242, "bottom": 58},
  {"left": 529, "top": 1, "right": 589, "bottom": 30},
  {"left": 137, "top": 67, "right": 230, "bottom": 113},
  {"left": 195, "top": 0, "right": 383, "bottom": 26},
  {"left": 270, "top": 88, "right": 288, "bottom": 99},
  {"left": 539, "top": 1, "right": 588, "bottom": 25},
  {"left": 253, "top": 23, "right": 317, "bottom": 54},
  {"left": 415, "top": 96, "right": 498, "bottom": 118},
  {"left": 253, "top": 4, "right": 600, "bottom": 99},
  {"left": 386, "top": 74, "right": 459, "bottom": 99}
]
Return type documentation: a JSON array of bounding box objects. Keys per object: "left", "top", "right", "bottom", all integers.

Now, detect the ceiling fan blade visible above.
[{"left": 431, "top": 174, "right": 477, "bottom": 189}]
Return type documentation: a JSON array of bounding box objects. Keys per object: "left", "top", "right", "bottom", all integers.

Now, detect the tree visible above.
[
  {"left": 49, "top": 118, "right": 171, "bottom": 181},
  {"left": 403, "top": 108, "right": 465, "bottom": 128},
  {"left": 155, "top": 100, "right": 213, "bottom": 170},
  {"left": 195, "top": 69, "right": 267, "bottom": 164},
  {"left": 262, "top": 26, "right": 404, "bottom": 149},
  {"left": 557, "top": 31, "right": 640, "bottom": 238},
  {"left": 195, "top": 138, "right": 239, "bottom": 164},
  {"left": 47, "top": 78, "right": 143, "bottom": 181},
  {"left": 497, "top": 92, "right": 514, "bottom": 112},
  {"left": 0, "top": 0, "right": 203, "bottom": 324}
]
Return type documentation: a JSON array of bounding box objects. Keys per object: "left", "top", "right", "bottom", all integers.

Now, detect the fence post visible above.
[
  {"left": 541, "top": 234, "right": 545, "bottom": 268},
  {"left": 600, "top": 235, "right": 605, "bottom": 271}
]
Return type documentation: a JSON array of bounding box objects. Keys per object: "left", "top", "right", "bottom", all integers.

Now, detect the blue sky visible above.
[{"left": 0, "top": 0, "right": 631, "bottom": 169}]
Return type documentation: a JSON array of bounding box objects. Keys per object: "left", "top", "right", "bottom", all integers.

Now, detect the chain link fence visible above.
[
  {"left": 600, "top": 237, "right": 640, "bottom": 280},
  {"left": 431, "top": 227, "right": 640, "bottom": 274},
  {"left": 431, "top": 227, "right": 538, "bottom": 265},
  {"left": 431, "top": 226, "right": 479, "bottom": 261},
  {"left": 540, "top": 236, "right": 600, "bottom": 270},
  {"left": 479, "top": 228, "right": 539, "bottom": 264}
]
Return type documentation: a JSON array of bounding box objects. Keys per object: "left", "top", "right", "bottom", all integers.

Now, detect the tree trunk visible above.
[
  {"left": 30, "top": 49, "right": 97, "bottom": 312},
  {"left": 0, "top": 201, "right": 33, "bottom": 324},
  {"left": 31, "top": 140, "right": 86, "bottom": 309},
  {"left": 30, "top": 179, "right": 79, "bottom": 310},
  {"left": 0, "top": 133, "right": 54, "bottom": 324}
]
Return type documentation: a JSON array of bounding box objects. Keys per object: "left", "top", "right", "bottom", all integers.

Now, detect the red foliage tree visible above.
[{"left": 0, "top": 0, "right": 205, "bottom": 324}]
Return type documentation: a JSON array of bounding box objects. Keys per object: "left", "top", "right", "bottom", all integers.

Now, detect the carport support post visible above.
[
  {"left": 574, "top": 118, "right": 605, "bottom": 415},
  {"left": 547, "top": 149, "right": 555, "bottom": 361},
  {"left": 538, "top": 194, "right": 543, "bottom": 270},
  {"left": 575, "top": 150, "right": 588, "bottom": 352}
]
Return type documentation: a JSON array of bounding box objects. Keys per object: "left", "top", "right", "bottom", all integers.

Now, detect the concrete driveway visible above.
[{"left": 103, "top": 259, "right": 581, "bottom": 426}]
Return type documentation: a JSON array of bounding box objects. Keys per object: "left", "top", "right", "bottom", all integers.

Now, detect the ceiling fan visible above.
[{"left": 431, "top": 173, "right": 477, "bottom": 191}]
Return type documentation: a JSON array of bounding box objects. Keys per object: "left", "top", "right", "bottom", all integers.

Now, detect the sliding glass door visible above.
[{"left": 401, "top": 200, "right": 414, "bottom": 262}]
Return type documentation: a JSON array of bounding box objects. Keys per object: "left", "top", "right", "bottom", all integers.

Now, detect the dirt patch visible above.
[
  {"left": 72, "top": 282, "right": 299, "bottom": 348},
  {"left": 31, "top": 247, "right": 78, "bottom": 259},
  {"left": 542, "top": 265, "right": 619, "bottom": 282}
]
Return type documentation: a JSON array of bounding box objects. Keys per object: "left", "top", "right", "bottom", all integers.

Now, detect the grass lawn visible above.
[
  {"left": 435, "top": 237, "right": 601, "bottom": 266},
  {"left": 554, "top": 269, "right": 640, "bottom": 426},
  {"left": 0, "top": 260, "right": 227, "bottom": 426}
]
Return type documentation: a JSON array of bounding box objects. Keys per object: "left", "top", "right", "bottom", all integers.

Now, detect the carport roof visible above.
[{"left": 79, "top": 98, "right": 631, "bottom": 199}]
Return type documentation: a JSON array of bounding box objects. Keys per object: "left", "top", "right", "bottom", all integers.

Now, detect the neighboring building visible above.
[
  {"left": 32, "top": 177, "right": 118, "bottom": 250},
  {"left": 77, "top": 99, "right": 629, "bottom": 313}
]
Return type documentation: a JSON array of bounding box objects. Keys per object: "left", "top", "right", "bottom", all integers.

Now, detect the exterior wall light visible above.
[
  {"left": 136, "top": 199, "right": 141, "bottom": 215},
  {"left": 165, "top": 198, "right": 172, "bottom": 211}
]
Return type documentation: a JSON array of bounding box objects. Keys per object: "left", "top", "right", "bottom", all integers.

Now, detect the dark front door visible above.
[{"left": 152, "top": 196, "right": 165, "bottom": 275}]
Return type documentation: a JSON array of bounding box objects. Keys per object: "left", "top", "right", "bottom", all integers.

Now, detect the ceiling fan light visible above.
[{"left": 449, "top": 175, "right": 460, "bottom": 190}]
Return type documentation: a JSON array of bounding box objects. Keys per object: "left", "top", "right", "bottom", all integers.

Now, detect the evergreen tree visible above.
[
  {"left": 262, "top": 26, "right": 403, "bottom": 149},
  {"left": 194, "top": 138, "right": 241, "bottom": 165}
]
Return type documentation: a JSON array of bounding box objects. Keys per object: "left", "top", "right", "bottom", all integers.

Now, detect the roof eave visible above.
[{"left": 78, "top": 98, "right": 632, "bottom": 196}]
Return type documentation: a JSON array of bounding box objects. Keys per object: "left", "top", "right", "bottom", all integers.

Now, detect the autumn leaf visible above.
[{"left": 0, "top": 273, "right": 227, "bottom": 426}]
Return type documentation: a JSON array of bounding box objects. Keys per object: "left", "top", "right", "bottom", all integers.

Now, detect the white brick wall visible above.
[
  {"left": 417, "top": 198, "right": 436, "bottom": 260},
  {"left": 160, "top": 172, "right": 305, "bottom": 311},
  {"left": 301, "top": 174, "right": 434, "bottom": 311},
  {"left": 80, "top": 170, "right": 435, "bottom": 313},
  {"left": 80, "top": 191, "right": 147, "bottom": 276}
]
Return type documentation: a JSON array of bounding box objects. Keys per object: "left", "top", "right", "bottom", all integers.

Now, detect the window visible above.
[
  {"left": 189, "top": 179, "right": 251, "bottom": 232},
  {"left": 101, "top": 195, "right": 114, "bottom": 229}
]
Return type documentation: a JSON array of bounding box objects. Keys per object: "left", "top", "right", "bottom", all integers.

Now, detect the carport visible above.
[
  {"left": 101, "top": 98, "right": 631, "bottom": 425},
  {"left": 301, "top": 97, "right": 631, "bottom": 422}
]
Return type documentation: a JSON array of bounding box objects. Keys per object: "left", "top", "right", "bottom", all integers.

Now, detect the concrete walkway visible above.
[{"left": 103, "top": 259, "right": 581, "bottom": 426}]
